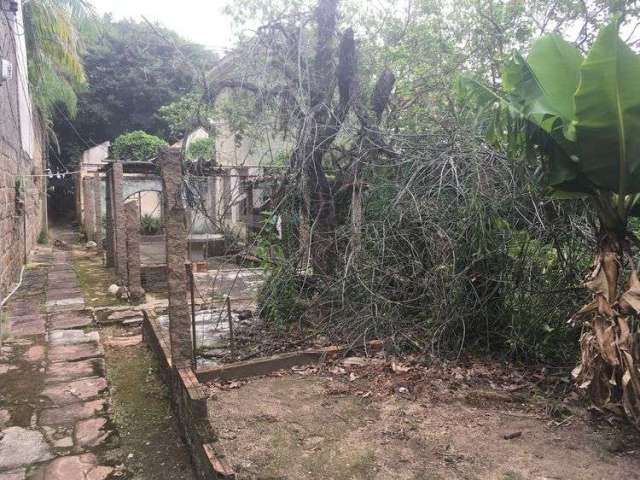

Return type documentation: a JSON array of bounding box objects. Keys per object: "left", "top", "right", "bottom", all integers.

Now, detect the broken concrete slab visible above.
[
  {"left": 48, "top": 330, "right": 100, "bottom": 346},
  {"left": 41, "top": 377, "right": 108, "bottom": 405},
  {"left": 73, "top": 417, "right": 109, "bottom": 449},
  {"left": 0, "top": 427, "right": 54, "bottom": 470},
  {"left": 45, "top": 359, "right": 105, "bottom": 383},
  {"left": 48, "top": 343, "right": 103, "bottom": 364},
  {"left": 29, "top": 454, "right": 113, "bottom": 480},
  {"left": 39, "top": 399, "right": 106, "bottom": 427},
  {"left": 122, "top": 317, "right": 143, "bottom": 327},
  {"left": 97, "top": 308, "right": 143, "bottom": 325}
]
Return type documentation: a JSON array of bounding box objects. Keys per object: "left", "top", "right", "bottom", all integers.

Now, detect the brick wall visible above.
[{"left": 0, "top": 11, "right": 45, "bottom": 299}]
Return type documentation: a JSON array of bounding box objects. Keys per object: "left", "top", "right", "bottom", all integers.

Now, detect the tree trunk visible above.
[{"left": 573, "top": 223, "right": 640, "bottom": 428}]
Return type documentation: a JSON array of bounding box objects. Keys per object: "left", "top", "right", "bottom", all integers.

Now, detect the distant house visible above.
[
  {"left": 77, "top": 140, "right": 163, "bottom": 236},
  {"left": 76, "top": 141, "right": 110, "bottom": 224}
]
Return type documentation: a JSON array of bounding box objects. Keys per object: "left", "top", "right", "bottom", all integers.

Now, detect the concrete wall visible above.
[{"left": 0, "top": 6, "right": 45, "bottom": 299}]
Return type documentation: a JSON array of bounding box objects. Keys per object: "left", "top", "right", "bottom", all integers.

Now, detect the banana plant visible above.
[{"left": 461, "top": 21, "right": 640, "bottom": 427}]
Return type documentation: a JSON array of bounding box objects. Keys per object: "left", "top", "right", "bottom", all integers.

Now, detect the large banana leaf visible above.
[
  {"left": 527, "top": 35, "right": 582, "bottom": 141},
  {"left": 574, "top": 23, "right": 640, "bottom": 197}
]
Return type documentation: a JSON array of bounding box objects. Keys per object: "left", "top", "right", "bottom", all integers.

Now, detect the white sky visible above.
[{"left": 90, "top": 0, "right": 235, "bottom": 50}]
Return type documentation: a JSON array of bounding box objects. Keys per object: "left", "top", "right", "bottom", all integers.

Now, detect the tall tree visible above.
[
  {"left": 23, "top": 0, "right": 94, "bottom": 123},
  {"left": 210, "top": 0, "right": 396, "bottom": 276},
  {"left": 53, "top": 17, "right": 217, "bottom": 165}
]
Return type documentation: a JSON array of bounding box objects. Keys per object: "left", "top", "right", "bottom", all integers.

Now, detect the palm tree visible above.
[
  {"left": 22, "top": 0, "right": 94, "bottom": 122},
  {"left": 462, "top": 22, "right": 640, "bottom": 427}
]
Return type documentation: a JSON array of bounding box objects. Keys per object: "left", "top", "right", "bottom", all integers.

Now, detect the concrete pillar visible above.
[
  {"left": 94, "top": 172, "right": 103, "bottom": 249},
  {"left": 104, "top": 168, "right": 115, "bottom": 267},
  {"left": 160, "top": 147, "right": 193, "bottom": 368},
  {"left": 207, "top": 176, "right": 217, "bottom": 232},
  {"left": 125, "top": 201, "right": 145, "bottom": 304},
  {"left": 83, "top": 177, "right": 95, "bottom": 242},
  {"left": 230, "top": 169, "right": 241, "bottom": 225},
  {"left": 75, "top": 172, "right": 82, "bottom": 223},
  {"left": 245, "top": 181, "right": 254, "bottom": 232},
  {"left": 112, "top": 162, "right": 127, "bottom": 285}
]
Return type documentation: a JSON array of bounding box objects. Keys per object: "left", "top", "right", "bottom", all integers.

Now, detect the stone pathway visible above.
[{"left": 0, "top": 247, "right": 120, "bottom": 479}]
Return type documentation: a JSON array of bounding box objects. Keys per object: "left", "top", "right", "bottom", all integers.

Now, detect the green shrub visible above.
[
  {"left": 140, "top": 214, "right": 162, "bottom": 235},
  {"left": 112, "top": 131, "right": 167, "bottom": 162},
  {"left": 187, "top": 137, "right": 215, "bottom": 161}
]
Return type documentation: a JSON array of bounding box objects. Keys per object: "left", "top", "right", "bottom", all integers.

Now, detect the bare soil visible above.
[{"left": 206, "top": 359, "right": 640, "bottom": 480}]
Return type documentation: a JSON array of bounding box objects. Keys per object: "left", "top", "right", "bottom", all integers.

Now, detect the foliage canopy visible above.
[{"left": 111, "top": 131, "right": 167, "bottom": 162}]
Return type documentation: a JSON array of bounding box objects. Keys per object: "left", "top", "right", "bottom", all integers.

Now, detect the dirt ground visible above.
[{"left": 206, "top": 358, "right": 640, "bottom": 480}]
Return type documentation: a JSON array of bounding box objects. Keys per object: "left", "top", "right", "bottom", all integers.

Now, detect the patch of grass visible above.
[
  {"left": 104, "top": 328, "right": 194, "bottom": 480},
  {"left": 503, "top": 472, "right": 526, "bottom": 480},
  {"left": 72, "top": 254, "right": 125, "bottom": 308},
  {"left": 0, "top": 309, "right": 9, "bottom": 344}
]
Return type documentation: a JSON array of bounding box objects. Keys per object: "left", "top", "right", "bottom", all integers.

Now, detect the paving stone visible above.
[
  {"left": 0, "top": 427, "right": 54, "bottom": 470},
  {"left": 47, "top": 269, "right": 76, "bottom": 277},
  {"left": 104, "top": 335, "right": 142, "bottom": 347},
  {"left": 48, "top": 343, "right": 103, "bottom": 363},
  {"left": 9, "top": 318, "right": 46, "bottom": 337},
  {"left": 24, "top": 345, "right": 45, "bottom": 362},
  {"left": 39, "top": 399, "right": 106, "bottom": 427},
  {"left": 8, "top": 313, "right": 44, "bottom": 323},
  {"left": 41, "top": 377, "right": 107, "bottom": 405},
  {"left": 122, "top": 317, "right": 143, "bottom": 327},
  {"left": 73, "top": 418, "right": 109, "bottom": 449},
  {"left": 48, "top": 313, "right": 92, "bottom": 330},
  {"left": 30, "top": 454, "right": 113, "bottom": 480},
  {"left": 0, "top": 469, "right": 26, "bottom": 480},
  {"left": 3, "top": 339, "right": 31, "bottom": 347},
  {"left": 53, "top": 437, "right": 73, "bottom": 448},
  {"left": 8, "top": 306, "right": 40, "bottom": 317},
  {"left": 48, "top": 330, "right": 99, "bottom": 346},
  {"left": 45, "top": 359, "right": 105, "bottom": 383},
  {"left": 0, "top": 364, "right": 17, "bottom": 375},
  {"left": 46, "top": 299, "right": 85, "bottom": 313},
  {"left": 46, "top": 290, "right": 83, "bottom": 302},
  {"left": 105, "top": 310, "right": 141, "bottom": 323},
  {"left": 0, "top": 409, "right": 10, "bottom": 427}
]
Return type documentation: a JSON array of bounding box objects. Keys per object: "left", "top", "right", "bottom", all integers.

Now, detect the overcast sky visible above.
[{"left": 91, "top": 0, "right": 235, "bottom": 50}]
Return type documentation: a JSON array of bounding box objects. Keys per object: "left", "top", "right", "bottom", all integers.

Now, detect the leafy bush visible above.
[
  {"left": 37, "top": 230, "right": 48, "bottom": 244},
  {"left": 187, "top": 137, "right": 215, "bottom": 161},
  {"left": 140, "top": 214, "right": 162, "bottom": 235},
  {"left": 257, "top": 118, "right": 591, "bottom": 363},
  {"left": 112, "top": 131, "right": 167, "bottom": 162}
]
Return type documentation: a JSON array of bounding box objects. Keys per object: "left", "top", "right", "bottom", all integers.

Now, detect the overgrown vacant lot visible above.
[{"left": 206, "top": 358, "right": 640, "bottom": 480}]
